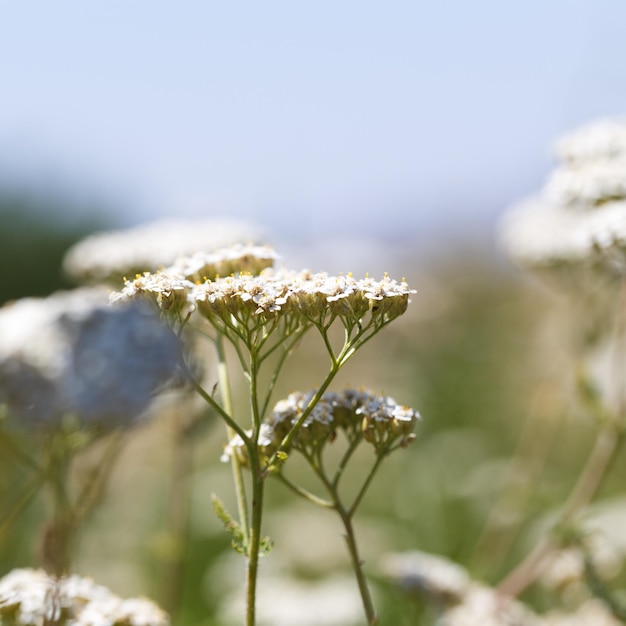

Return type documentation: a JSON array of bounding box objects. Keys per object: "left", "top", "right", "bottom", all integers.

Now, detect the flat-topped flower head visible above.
[
  {"left": 500, "top": 117, "right": 626, "bottom": 278},
  {"left": 0, "top": 288, "right": 181, "bottom": 431},
  {"left": 0, "top": 568, "right": 170, "bottom": 626},
  {"left": 221, "top": 388, "right": 420, "bottom": 463},
  {"left": 113, "top": 255, "right": 415, "bottom": 340},
  {"left": 192, "top": 268, "right": 414, "bottom": 326},
  {"left": 63, "top": 217, "right": 267, "bottom": 284}
]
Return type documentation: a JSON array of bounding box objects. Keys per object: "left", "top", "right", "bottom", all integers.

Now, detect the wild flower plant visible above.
[
  {"left": 496, "top": 117, "right": 626, "bottom": 610},
  {"left": 112, "top": 247, "right": 419, "bottom": 625}
]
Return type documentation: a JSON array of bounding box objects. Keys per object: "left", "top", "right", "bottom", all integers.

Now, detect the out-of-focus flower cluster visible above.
[
  {"left": 381, "top": 550, "right": 623, "bottom": 626},
  {"left": 381, "top": 550, "right": 541, "bottom": 626},
  {"left": 167, "top": 245, "right": 279, "bottom": 282},
  {"left": 218, "top": 574, "right": 364, "bottom": 626},
  {"left": 63, "top": 217, "right": 267, "bottom": 284},
  {"left": 500, "top": 117, "right": 626, "bottom": 276},
  {"left": 221, "top": 388, "right": 419, "bottom": 463},
  {"left": 0, "top": 568, "right": 169, "bottom": 626},
  {"left": 0, "top": 288, "right": 180, "bottom": 430}
]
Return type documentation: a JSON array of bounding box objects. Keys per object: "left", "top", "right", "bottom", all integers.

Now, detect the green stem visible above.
[
  {"left": 246, "top": 460, "right": 265, "bottom": 626},
  {"left": 265, "top": 370, "right": 338, "bottom": 471},
  {"left": 42, "top": 445, "right": 74, "bottom": 576},
  {"left": 0, "top": 429, "right": 42, "bottom": 472},
  {"left": 276, "top": 473, "right": 334, "bottom": 509},
  {"left": 0, "top": 472, "right": 47, "bottom": 545},
  {"left": 258, "top": 326, "right": 310, "bottom": 416},
  {"left": 497, "top": 425, "right": 624, "bottom": 598},
  {"left": 216, "top": 336, "right": 250, "bottom": 548},
  {"left": 180, "top": 355, "right": 249, "bottom": 443},
  {"left": 160, "top": 412, "right": 195, "bottom": 621},
  {"left": 74, "top": 431, "right": 125, "bottom": 524},
  {"left": 349, "top": 454, "right": 385, "bottom": 518},
  {"left": 306, "top": 450, "right": 379, "bottom": 625},
  {"left": 338, "top": 506, "right": 379, "bottom": 625},
  {"left": 332, "top": 436, "right": 363, "bottom": 489},
  {"left": 244, "top": 342, "right": 269, "bottom": 626}
]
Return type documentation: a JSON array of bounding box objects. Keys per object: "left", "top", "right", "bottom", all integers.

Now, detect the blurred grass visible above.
[{"left": 2, "top": 208, "right": 626, "bottom": 624}]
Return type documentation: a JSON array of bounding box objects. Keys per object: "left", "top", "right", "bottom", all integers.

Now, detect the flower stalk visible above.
[{"left": 111, "top": 248, "right": 417, "bottom": 625}]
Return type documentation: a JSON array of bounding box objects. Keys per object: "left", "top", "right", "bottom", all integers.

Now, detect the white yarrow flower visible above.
[{"left": 501, "top": 117, "right": 626, "bottom": 275}]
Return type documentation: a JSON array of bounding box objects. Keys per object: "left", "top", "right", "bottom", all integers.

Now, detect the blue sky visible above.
[{"left": 1, "top": 1, "right": 626, "bottom": 242}]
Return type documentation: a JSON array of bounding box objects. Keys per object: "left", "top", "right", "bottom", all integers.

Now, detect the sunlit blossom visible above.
[
  {"left": 221, "top": 388, "right": 420, "bottom": 462},
  {"left": 115, "top": 259, "right": 415, "bottom": 329}
]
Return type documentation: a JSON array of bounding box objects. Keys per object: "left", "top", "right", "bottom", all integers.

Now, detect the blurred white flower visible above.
[
  {"left": 554, "top": 119, "right": 626, "bottom": 164},
  {"left": 543, "top": 599, "right": 622, "bottom": 626},
  {"left": 501, "top": 198, "right": 626, "bottom": 271},
  {"left": 0, "top": 568, "right": 169, "bottom": 626},
  {"left": 380, "top": 550, "right": 470, "bottom": 605},
  {"left": 0, "top": 288, "right": 180, "bottom": 429},
  {"left": 540, "top": 534, "right": 622, "bottom": 594},
  {"left": 500, "top": 117, "right": 626, "bottom": 275},
  {"left": 218, "top": 574, "right": 364, "bottom": 626},
  {"left": 381, "top": 551, "right": 541, "bottom": 626},
  {"left": 63, "top": 217, "right": 267, "bottom": 284}
]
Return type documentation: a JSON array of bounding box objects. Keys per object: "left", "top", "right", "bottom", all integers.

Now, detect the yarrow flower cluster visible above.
[
  {"left": 500, "top": 117, "right": 626, "bottom": 275},
  {"left": 114, "top": 261, "right": 415, "bottom": 329},
  {"left": 0, "top": 568, "right": 169, "bottom": 626},
  {"left": 194, "top": 269, "right": 414, "bottom": 321},
  {"left": 70, "top": 236, "right": 417, "bottom": 625},
  {"left": 221, "top": 388, "right": 419, "bottom": 463}
]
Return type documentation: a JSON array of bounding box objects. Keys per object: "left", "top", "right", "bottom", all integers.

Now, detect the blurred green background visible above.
[{"left": 3, "top": 193, "right": 626, "bottom": 625}]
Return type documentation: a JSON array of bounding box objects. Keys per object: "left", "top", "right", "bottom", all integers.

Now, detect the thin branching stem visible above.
[
  {"left": 259, "top": 326, "right": 310, "bottom": 416},
  {"left": 308, "top": 448, "right": 379, "bottom": 626},
  {"left": 497, "top": 425, "right": 624, "bottom": 598},
  {"left": 265, "top": 365, "right": 341, "bottom": 470},
  {"left": 43, "top": 442, "right": 74, "bottom": 576},
  {"left": 180, "top": 356, "right": 249, "bottom": 444},
  {"left": 276, "top": 474, "right": 334, "bottom": 509},
  {"left": 332, "top": 435, "right": 363, "bottom": 489},
  {"left": 244, "top": 345, "right": 269, "bottom": 626},
  {"left": 215, "top": 335, "right": 250, "bottom": 550},
  {"left": 245, "top": 447, "right": 265, "bottom": 626},
  {"left": 337, "top": 505, "right": 379, "bottom": 626},
  {"left": 349, "top": 453, "right": 385, "bottom": 518},
  {"left": 0, "top": 471, "right": 47, "bottom": 544},
  {"left": 74, "top": 431, "right": 125, "bottom": 524}
]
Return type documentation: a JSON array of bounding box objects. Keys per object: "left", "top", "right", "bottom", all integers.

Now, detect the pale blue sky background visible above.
[{"left": 1, "top": 1, "right": 625, "bottom": 243}]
